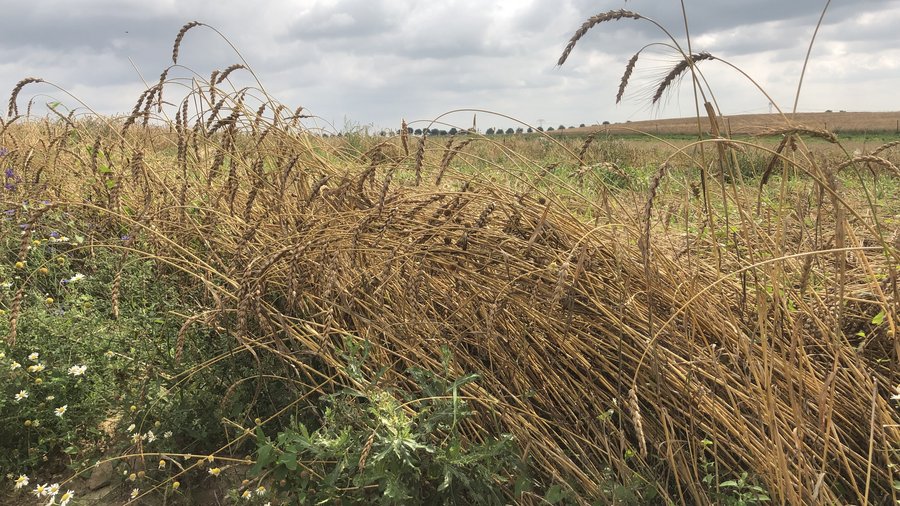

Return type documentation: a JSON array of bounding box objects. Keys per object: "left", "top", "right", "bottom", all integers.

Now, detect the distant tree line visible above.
[{"left": 324, "top": 123, "right": 601, "bottom": 137}]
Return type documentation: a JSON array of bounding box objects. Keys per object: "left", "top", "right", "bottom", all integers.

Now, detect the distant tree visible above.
[
  {"left": 439, "top": 129, "right": 448, "bottom": 136},
  {"left": 414, "top": 128, "right": 422, "bottom": 135},
  {"left": 407, "top": 127, "right": 414, "bottom": 134},
  {"left": 547, "top": 127, "right": 554, "bottom": 132},
  {"left": 602, "top": 120, "right": 610, "bottom": 125},
  {"left": 430, "top": 128, "right": 441, "bottom": 136},
  {"left": 449, "top": 127, "right": 458, "bottom": 135},
  {"left": 558, "top": 125, "right": 566, "bottom": 130},
  {"left": 505, "top": 128, "right": 515, "bottom": 134},
  {"left": 536, "top": 126, "right": 544, "bottom": 132},
  {"left": 825, "top": 109, "right": 833, "bottom": 113},
  {"left": 579, "top": 123, "right": 586, "bottom": 128},
  {"left": 485, "top": 127, "right": 496, "bottom": 135},
  {"left": 516, "top": 127, "right": 524, "bottom": 134},
  {"left": 527, "top": 127, "right": 533, "bottom": 133}
]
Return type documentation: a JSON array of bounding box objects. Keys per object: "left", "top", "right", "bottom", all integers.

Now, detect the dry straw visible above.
[{"left": 2, "top": 15, "right": 898, "bottom": 506}]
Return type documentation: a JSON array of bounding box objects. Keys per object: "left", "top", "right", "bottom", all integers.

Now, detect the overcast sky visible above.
[{"left": 1, "top": 0, "right": 898, "bottom": 132}]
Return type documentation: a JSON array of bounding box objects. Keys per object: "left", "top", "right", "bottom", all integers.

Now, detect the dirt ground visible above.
[{"left": 568, "top": 110, "right": 900, "bottom": 136}]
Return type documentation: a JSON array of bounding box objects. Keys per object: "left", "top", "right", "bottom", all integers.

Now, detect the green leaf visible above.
[
  {"left": 545, "top": 484, "right": 566, "bottom": 504},
  {"left": 449, "top": 373, "right": 480, "bottom": 391},
  {"left": 438, "top": 470, "right": 452, "bottom": 491},
  {"left": 513, "top": 470, "right": 533, "bottom": 496},
  {"left": 98, "top": 164, "right": 112, "bottom": 174},
  {"left": 278, "top": 450, "right": 298, "bottom": 471},
  {"left": 719, "top": 480, "right": 738, "bottom": 488},
  {"left": 871, "top": 310, "right": 886, "bottom": 325},
  {"left": 258, "top": 444, "right": 275, "bottom": 467},
  {"left": 250, "top": 443, "right": 275, "bottom": 476},
  {"left": 105, "top": 179, "right": 117, "bottom": 189}
]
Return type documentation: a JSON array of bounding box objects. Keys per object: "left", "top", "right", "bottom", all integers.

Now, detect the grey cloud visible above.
[
  {"left": 284, "top": 0, "right": 404, "bottom": 40},
  {"left": 0, "top": 0, "right": 897, "bottom": 131}
]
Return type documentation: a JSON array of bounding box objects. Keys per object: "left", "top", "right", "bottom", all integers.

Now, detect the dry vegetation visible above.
[
  {"left": 2, "top": 9, "right": 900, "bottom": 506},
  {"left": 568, "top": 111, "right": 900, "bottom": 137}
]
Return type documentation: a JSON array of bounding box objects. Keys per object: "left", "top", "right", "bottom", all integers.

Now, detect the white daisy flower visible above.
[
  {"left": 59, "top": 490, "right": 74, "bottom": 506},
  {"left": 54, "top": 405, "right": 67, "bottom": 417},
  {"left": 33, "top": 483, "right": 48, "bottom": 497},
  {"left": 14, "top": 474, "right": 29, "bottom": 489},
  {"left": 66, "top": 365, "right": 87, "bottom": 376},
  {"left": 14, "top": 390, "right": 28, "bottom": 401}
]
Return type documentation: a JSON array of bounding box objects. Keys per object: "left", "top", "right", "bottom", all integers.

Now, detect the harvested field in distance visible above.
[{"left": 568, "top": 111, "right": 900, "bottom": 136}]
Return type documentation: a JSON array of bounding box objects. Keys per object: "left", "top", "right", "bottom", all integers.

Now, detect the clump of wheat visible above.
[{"left": 2, "top": 15, "right": 898, "bottom": 506}]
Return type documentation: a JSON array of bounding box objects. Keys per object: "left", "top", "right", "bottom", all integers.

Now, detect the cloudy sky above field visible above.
[{"left": 1, "top": 0, "right": 898, "bottom": 131}]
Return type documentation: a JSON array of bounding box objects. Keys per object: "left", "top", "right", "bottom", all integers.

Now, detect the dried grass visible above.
[{"left": 2, "top": 19, "right": 899, "bottom": 506}]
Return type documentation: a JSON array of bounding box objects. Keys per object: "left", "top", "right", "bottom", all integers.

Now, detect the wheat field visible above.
[{"left": 2, "top": 11, "right": 900, "bottom": 506}]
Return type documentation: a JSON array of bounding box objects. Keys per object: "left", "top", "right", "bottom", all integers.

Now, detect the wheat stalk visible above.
[
  {"left": 617, "top": 51, "right": 640, "bottom": 104},
  {"left": 652, "top": 52, "right": 714, "bottom": 104},
  {"left": 172, "top": 21, "right": 203, "bottom": 64},
  {"left": 558, "top": 10, "right": 642, "bottom": 66},
  {"left": 216, "top": 64, "right": 246, "bottom": 84},
  {"left": 7, "top": 78, "right": 44, "bottom": 117}
]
